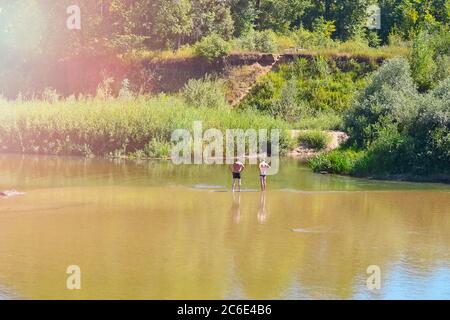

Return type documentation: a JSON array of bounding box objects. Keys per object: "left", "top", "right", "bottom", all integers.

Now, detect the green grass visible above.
[
  {"left": 299, "top": 42, "right": 410, "bottom": 61},
  {"left": 122, "top": 32, "right": 409, "bottom": 64},
  {"left": 295, "top": 112, "right": 344, "bottom": 130},
  {"left": 0, "top": 95, "right": 291, "bottom": 158},
  {"left": 121, "top": 46, "right": 196, "bottom": 63},
  {"left": 308, "top": 149, "right": 365, "bottom": 174},
  {"left": 297, "top": 130, "right": 331, "bottom": 150},
  {"left": 240, "top": 56, "right": 371, "bottom": 124}
]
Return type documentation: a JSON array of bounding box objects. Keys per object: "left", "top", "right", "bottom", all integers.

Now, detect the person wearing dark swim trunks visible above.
[{"left": 230, "top": 160, "right": 245, "bottom": 192}]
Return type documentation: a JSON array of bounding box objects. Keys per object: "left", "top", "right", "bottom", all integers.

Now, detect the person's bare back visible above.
[
  {"left": 230, "top": 160, "right": 245, "bottom": 192},
  {"left": 232, "top": 161, "right": 244, "bottom": 173}
]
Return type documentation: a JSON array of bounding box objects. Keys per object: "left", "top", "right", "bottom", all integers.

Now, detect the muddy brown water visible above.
[{"left": 0, "top": 154, "right": 449, "bottom": 299}]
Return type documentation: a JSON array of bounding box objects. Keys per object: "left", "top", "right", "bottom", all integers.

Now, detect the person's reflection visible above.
[
  {"left": 257, "top": 192, "right": 268, "bottom": 224},
  {"left": 231, "top": 192, "right": 241, "bottom": 224}
]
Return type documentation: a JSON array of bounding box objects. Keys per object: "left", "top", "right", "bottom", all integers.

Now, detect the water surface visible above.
[{"left": 0, "top": 154, "right": 449, "bottom": 299}]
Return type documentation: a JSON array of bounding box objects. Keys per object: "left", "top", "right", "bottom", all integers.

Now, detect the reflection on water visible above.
[
  {"left": 257, "top": 193, "right": 268, "bottom": 224},
  {"left": 231, "top": 193, "right": 241, "bottom": 224},
  {"left": 0, "top": 154, "right": 449, "bottom": 299}
]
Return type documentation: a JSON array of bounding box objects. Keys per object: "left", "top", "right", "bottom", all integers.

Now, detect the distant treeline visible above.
[{"left": 1, "top": 0, "right": 449, "bottom": 56}]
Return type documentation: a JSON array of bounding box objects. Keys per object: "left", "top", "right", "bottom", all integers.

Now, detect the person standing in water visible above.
[
  {"left": 259, "top": 159, "right": 271, "bottom": 191},
  {"left": 230, "top": 159, "right": 245, "bottom": 192}
]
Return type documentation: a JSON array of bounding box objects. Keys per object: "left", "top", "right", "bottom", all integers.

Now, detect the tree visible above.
[
  {"left": 345, "top": 58, "right": 418, "bottom": 147},
  {"left": 154, "top": 0, "right": 193, "bottom": 49},
  {"left": 230, "top": 0, "right": 258, "bottom": 36},
  {"left": 191, "top": 0, "right": 234, "bottom": 41},
  {"left": 108, "top": 0, "right": 158, "bottom": 50},
  {"left": 302, "top": 0, "right": 374, "bottom": 40},
  {"left": 257, "top": 0, "right": 312, "bottom": 32},
  {"left": 378, "top": 0, "right": 450, "bottom": 41}
]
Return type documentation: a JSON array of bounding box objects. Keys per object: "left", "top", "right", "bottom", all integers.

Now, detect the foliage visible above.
[
  {"left": 269, "top": 79, "right": 303, "bottom": 122},
  {"left": 191, "top": 0, "right": 235, "bottom": 41},
  {"left": 1, "top": 0, "right": 449, "bottom": 58},
  {"left": 241, "top": 56, "right": 371, "bottom": 123},
  {"left": 295, "top": 112, "right": 344, "bottom": 131},
  {"left": 302, "top": 0, "right": 372, "bottom": 40},
  {"left": 409, "top": 30, "right": 437, "bottom": 91},
  {"left": 143, "top": 138, "right": 172, "bottom": 159},
  {"left": 366, "top": 30, "right": 381, "bottom": 48},
  {"left": 0, "top": 95, "right": 291, "bottom": 157},
  {"left": 298, "top": 131, "right": 331, "bottom": 150},
  {"left": 293, "top": 20, "right": 337, "bottom": 49},
  {"left": 409, "top": 29, "right": 450, "bottom": 91},
  {"left": 256, "top": 0, "right": 312, "bottom": 32},
  {"left": 230, "top": 0, "right": 258, "bottom": 36},
  {"left": 378, "top": 0, "right": 450, "bottom": 41},
  {"left": 309, "top": 149, "right": 364, "bottom": 174},
  {"left": 154, "top": 0, "right": 194, "bottom": 49},
  {"left": 182, "top": 75, "right": 228, "bottom": 109},
  {"left": 345, "top": 58, "right": 418, "bottom": 146},
  {"left": 194, "top": 34, "right": 231, "bottom": 61},
  {"left": 238, "top": 30, "right": 279, "bottom": 53},
  {"left": 342, "top": 58, "right": 450, "bottom": 177}
]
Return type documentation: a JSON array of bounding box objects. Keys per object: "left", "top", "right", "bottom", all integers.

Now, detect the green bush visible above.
[
  {"left": 411, "top": 78, "right": 450, "bottom": 174},
  {"left": 366, "top": 31, "right": 381, "bottom": 48},
  {"left": 269, "top": 79, "right": 303, "bottom": 122},
  {"left": 238, "top": 30, "right": 279, "bottom": 53},
  {"left": 143, "top": 138, "right": 172, "bottom": 159},
  {"left": 352, "top": 125, "right": 416, "bottom": 176},
  {"left": 253, "top": 30, "right": 278, "bottom": 53},
  {"left": 194, "top": 34, "right": 231, "bottom": 61},
  {"left": 298, "top": 131, "right": 331, "bottom": 150},
  {"left": 295, "top": 112, "right": 344, "bottom": 131},
  {"left": 293, "top": 25, "right": 337, "bottom": 49},
  {"left": 0, "top": 95, "right": 292, "bottom": 157},
  {"left": 241, "top": 56, "right": 369, "bottom": 125},
  {"left": 409, "top": 29, "right": 450, "bottom": 91},
  {"left": 345, "top": 58, "right": 418, "bottom": 147},
  {"left": 434, "top": 55, "right": 450, "bottom": 83},
  {"left": 409, "top": 31, "right": 437, "bottom": 91},
  {"left": 309, "top": 149, "right": 364, "bottom": 174},
  {"left": 182, "top": 75, "right": 228, "bottom": 109},
  {"left": 342, "top": 58, "right": 449, "bottom": 177},
  {"left": 240, "top": 71, "right": 286, "bottom": 115}
]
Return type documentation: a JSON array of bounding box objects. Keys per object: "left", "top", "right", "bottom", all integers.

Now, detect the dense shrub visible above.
[
  {"left": 238, "top": 30, "right": 279, "bottom": 53},
  {"left": 295, "top": 112, "right": 344, "bottom": 131},
  {"left": 194, "top": 34, "right": 231, "bottom": 61},
  {"left": 143, "top": 138, "right": 172, "bottom": 159},
  {"left": 0, "top": 95, "right": 291, "bottom": 157},
  {"left": 309, "top": 149, "right": 364, "bottom": 174},
  {"left": 342, "top": 58, "right": 449, "bottom": 178},
  {"left": 345, "top": 58, "right": 418, "bottom": 147},
  {"left": 240, "top": 71, "right": 286, "bottom": 115},
  {"left": 241, "top": 56, "right": 369, "bottom": 125},
  {"left": 182, "top": 75, "right": 228, "bottom": 109},
  {"left": 351, "top": 125, "right": 416, "bottom": 176},
  {"left": 293, "top": 24, "right": 336, "bottom": 49},
  {"left": 410, "top": 78, "right": 450, "bottom": 173},
  {"left": 269, "top": 79, "right": 303, "bottom": 122},
  {"left": 409, "top": 29, "right": 450, "bottom": 91},
  {"left": 366, "top": 31, "right": 381, "bottom": 48},
  {"left": 409, "top": 31, "right": 438, "bottom": 91},
  {"left": 298, "top": 131, "right": 331, "bottom": 150}
]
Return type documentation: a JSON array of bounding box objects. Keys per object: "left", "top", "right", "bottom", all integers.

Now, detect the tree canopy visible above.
[{"left": 0, "top": 0, "right": 449, "bottom": 57}]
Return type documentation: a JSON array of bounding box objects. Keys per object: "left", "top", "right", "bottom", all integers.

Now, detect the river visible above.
[{"left": 0, "top": 154, "right": 449, "bottom": 299}]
